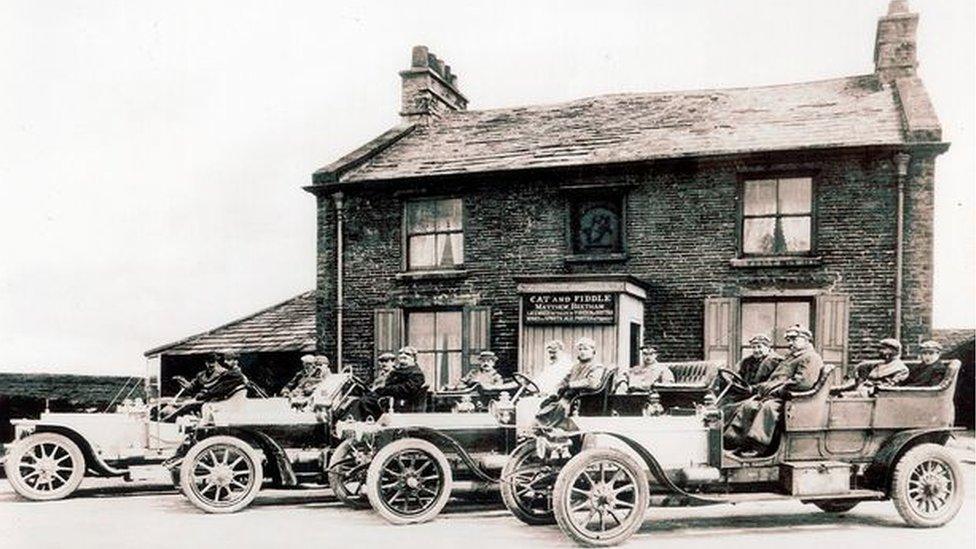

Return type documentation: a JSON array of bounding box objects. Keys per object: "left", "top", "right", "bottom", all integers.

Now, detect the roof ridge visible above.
[
  {"left": 446, "top": 73, "right": 879, "bottom": 117},
  {"left": 144, "top": 290, "right": 315, "bottom": 356}
]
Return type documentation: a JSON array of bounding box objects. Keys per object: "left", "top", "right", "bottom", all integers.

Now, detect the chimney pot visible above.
[
  {"left": 411, "top": 45, "right": 429, "bottom": 68},
  {"left": 888, "top": 0, "right": 909, "bottom": 15}
]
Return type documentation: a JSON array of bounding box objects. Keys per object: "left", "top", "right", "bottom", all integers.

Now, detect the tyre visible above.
[
  {"left": 891, "top": 443, "right": 964, "bottom": 528},
  {"left": 501, "top": 440, "right": 557, "bottom": 525},
  {"left": 365, "top": 438, "right": 452, "bottom": 525},
  {"left": 812, "top": 500, "right": 859, "bottom": 513},
  {"left": 179, "top": 436, "right": 264, "bottom": 514},
  {"left": 328, "top": 439, "right": 370, "bottom": 509},
  {"left": 4, "top": 432, "right": 85, "bottom": 501},
  {"left": 552, "top": 448, "right": 649, "bottom": 547}
]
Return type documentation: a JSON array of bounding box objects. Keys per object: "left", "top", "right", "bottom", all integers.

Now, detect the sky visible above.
[{"left": 0, "top": 0, "right": 973, "bottom": 375}]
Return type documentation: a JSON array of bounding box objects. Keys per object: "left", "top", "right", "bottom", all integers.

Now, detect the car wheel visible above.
[
  {"left": 4, "top": 432, "right": 85, "bottom": 501},
  {"left": 553, "top": 448, "right": 649, "bottom": 547},
  {"left": 811, "top": 499, "right": 859, "bottom": 513},
  {"left": 365, "top": 438, "right": 452, "bottom": 525},
  {"left": 328, "top": 439, "right": 371, "bottom": 509},
  {"left": 891, "top": 443, "right": 964, "bottom": 527},
  {"left": 501, "top": 440, "right": 557, "bottom": 525},
  {"left": 179, "top": 436, "right": 263, "bottom": 514}
]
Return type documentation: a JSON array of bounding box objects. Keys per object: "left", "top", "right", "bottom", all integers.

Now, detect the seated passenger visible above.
[
  {"left": 281, "top": 354, "right": 330, "bottom": 398},
  {"left": 904, "top": 340, "right": 947, "bottom": 386},
  {"left": 371, "top": 352, "right": 397, "bottom": 391},
  {"left": 535, "top": 339, "right": 572, "bottom": 395},
  {"left": 735, "top": 334, "right": 784, "bottom": 385},
  {"left": 456, "top": 351, "right": 513, "bottom": 390},
  {"left": 534, "top": 337, "right": 607, "bottom": 429},
  {"left": 620, "top": 345, "right": 674, "bottom": 392},
  {"left": 175, "top": 351, "right": 249, "bottom": 403},
  {"left": 346, "top": 346, "right": 427, "bottom": 421},
  {"left": 850, "top": 338, "right": 910, "bottom": 395},
  {"left": 723, "top": 326, "right": 823, "bottom": 457}
]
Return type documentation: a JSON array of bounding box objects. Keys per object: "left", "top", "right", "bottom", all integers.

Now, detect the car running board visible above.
[{"left": 703, "top": 489, "right": 885, "bottom": 504}]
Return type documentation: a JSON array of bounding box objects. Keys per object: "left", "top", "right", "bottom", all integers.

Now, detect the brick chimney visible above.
[
  {"left": 874, "top": 0, "right": 919, "bottom": 85},
  {"left": 400, "top": 45, "right": 467, "bottom": 124}
]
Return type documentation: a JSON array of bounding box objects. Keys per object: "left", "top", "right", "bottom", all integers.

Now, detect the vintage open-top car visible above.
[
  {"left": 502, "top": 360, "right": 965, "bottom": 547},
  {"left": 2, "top": 391, "right": 195, "bottom": 501},
  {"left": 168, "top": 371, "right": 369, "bottom": 513},
  {"left": 330, "top": 368, "right": 647, "bottom": 525}
]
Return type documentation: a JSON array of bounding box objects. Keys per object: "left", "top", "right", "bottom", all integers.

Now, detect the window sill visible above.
[
  {"left": 729, "top": 256, "right": 823, "bottom": 268},
  {"left": 563, "top": 253, "right": 629, "bottom": 264},
  {"left": 395, "top": 269, "right": 469, "bottom": 281}
]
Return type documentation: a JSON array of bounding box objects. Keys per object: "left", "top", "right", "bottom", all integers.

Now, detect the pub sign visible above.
[{"left": 523, "top": 292, "right": 616, "bottom": 325}]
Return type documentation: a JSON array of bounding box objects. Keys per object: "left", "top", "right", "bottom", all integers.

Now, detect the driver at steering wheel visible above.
[{"left": 455, "top": 351, "right": 516, "bottom": 390}]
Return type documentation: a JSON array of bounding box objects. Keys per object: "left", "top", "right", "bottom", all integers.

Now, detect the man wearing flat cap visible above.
[
  {"left": 458, "top": 351, "right": 507, "bottom": 389},
  {"left": 856, "top": 338, "right": 909, "bottom": 390},
  {"left": 622, "top": 345, "right": 674, "bottom": 392},
  {"left": 348, "top": 346, "right": 428, "bottom": 420},
  {"left": 372, "top": 352, "right": 397, "bottom": 391},
  {"left": 904, "top": 340, "right": 947, "bottom": 387},
  {"left": 736, "top": 334, "right": 784, "bottom": 386},
  {"left": 281, "top": 354, "right": 330, "bottom": 398},
  {"left": 724, "top": 325, "right": 823, "bottom": 457}
]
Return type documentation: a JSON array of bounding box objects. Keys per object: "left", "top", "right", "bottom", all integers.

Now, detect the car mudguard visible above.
[
  {"left": 583, "top": 431, "right": 727, "bottom": 505},
  {"left": 33, "top": 425, "right": 125, "bottom": 477},
  {"left": 372, "top": 426, "right": 498, "bottom": 483},
  {"left": 195, "top": 426, "right": 298, "bottom": 487},
  {"left": 862, "top": 427, "right": 959, "bottom": 492}
]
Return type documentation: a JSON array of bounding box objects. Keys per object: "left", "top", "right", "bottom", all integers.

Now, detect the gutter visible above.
[{"left": 333, "top": 192, "right": 346, "bottom": 371}]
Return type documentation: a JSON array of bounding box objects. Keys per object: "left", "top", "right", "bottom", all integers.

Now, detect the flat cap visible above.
[
  {"left": 748, "top": 334, "right": 773, "bottom": 346},
  {"left": 300, "top": 354, "right": 317, "bottom": 363},
  {"left": 784, "top": 325, "right": 813, "bottom": 340},
  {"left": 640, "top": 345, "right": 658, "bottom": 353},
  {"left": 377, "top": 352, "right": 397, "bottom": 360},
  {"left": 879, "top": 338, "right": 902, "bottom": 351},
  {"left": 221, "top": 349, "right": 240, "bottom": 359},
  {"left": 397, "top": 346, "right": 418, "bottom": 358},
  {"left": 479, "top": 350, "right": 497, "bottom": 360},
  {"left": 315, "top": 355, "right": 330, "bottom": 365},
  {"left": 919, "top": 340, "right": 943, "bottom": 352},
  {"left": 575, "top": 337, "right": 597, "bottom": 348}
]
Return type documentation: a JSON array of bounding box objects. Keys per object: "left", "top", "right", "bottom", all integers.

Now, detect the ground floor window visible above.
[
  {"left": 407, "top": 310, "right": 463, "bottom": 387},
  {"left": 374, "top": 307, "right": 491, "bottom": 390}
]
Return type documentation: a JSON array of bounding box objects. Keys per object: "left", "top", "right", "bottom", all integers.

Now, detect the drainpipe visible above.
[
  {"left": 893, "top": 153, "right": 911, "bottom": 342},
  {"left": 333, "top": 192, "right": 345, "bottom": 371}
]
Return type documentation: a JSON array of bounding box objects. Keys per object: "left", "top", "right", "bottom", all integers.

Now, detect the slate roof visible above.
[
  {"left": 932, "top": 328, "right": 976, "bottom": 354},
  {"left": 145, "top": 291, "right": 317, "bottom": 356},
  {"left": 316, "top": 74, "right": 942, "bottom": 186}
]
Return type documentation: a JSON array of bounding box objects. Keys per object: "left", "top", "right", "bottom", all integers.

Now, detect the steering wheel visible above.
[
  {"left": 714, "top": 368, "right": 751, "bottom": 405},
  {"left": 511, "top": 373, "right": 541, "bottom": 401}
]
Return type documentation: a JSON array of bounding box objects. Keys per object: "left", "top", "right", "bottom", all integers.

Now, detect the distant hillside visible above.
[{"left": 0, "top": 372, "right": 146, "bottom": 406}]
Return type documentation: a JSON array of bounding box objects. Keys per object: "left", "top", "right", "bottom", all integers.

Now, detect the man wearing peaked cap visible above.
[
  {"left": 622, "top": 344, "right": 674, "bottom": 392},
  {"left": 281, "top": 353, "right": 330, "bottom": 398},
  {"left": 724, "top": 325, "right": 823, "bottom": 457}
]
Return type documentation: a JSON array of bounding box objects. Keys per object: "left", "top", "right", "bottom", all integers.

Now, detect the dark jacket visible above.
[
  {"left": 375, "top": 364, "right": 427, "bottom": 403},
  {"left": 736, "top": 351, "right": 784, "bottom": 385}
]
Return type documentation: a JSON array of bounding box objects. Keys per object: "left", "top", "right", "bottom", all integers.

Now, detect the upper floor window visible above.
[
  {"left": 405, "top": 198, "right": 463, "bottom": 270},
  {"left": 569, "top": 195, "right": 625, "bottom": 256},
  {"left": 741, "top": 177, "right": 813, "bottom": 256}
]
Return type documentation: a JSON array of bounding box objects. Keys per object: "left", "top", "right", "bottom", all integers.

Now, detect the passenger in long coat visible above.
[
  {"left": 723, "top": 326, "right": 823, "bottom": 456},
  {"left": 904, "top": 340, "right": 947, "bottom": 387},
  {"left": 535, "top": 337, "right": 607, "bottom": 429},
  {"left": 346, "top": 346, "right": 427, "bottom": 420}
]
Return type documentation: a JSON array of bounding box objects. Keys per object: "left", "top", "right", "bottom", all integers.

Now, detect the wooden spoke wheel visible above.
[
  {"left": 892, "top": 443, "right": 964, "bottom": 527},
  {"left": 328, "top": 439, "right": 371, "bottom": 509},
  {"left": 501, "top": 440, "right": 557, "bottom": 525},
  {"left": 179, "top": 436, "right": 263, "bottom": 514},
  {"left": 553, "top": 448, "right": 649, "bottom": 547},
  {"left": 5, "top": 433, "right": 85, "bottom": 501},
  {"left": 365, "top": 438, "right": 452, "bottom": 525}
]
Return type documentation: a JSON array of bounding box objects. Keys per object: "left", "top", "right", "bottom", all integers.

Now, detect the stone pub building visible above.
[{"left": 306, "top": 1, "right": 947, "bottom": 389}]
